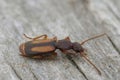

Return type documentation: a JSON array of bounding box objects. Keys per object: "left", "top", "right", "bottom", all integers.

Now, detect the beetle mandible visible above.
[{"left": 19, "top": 33, "right": 106, "bottom": 75}]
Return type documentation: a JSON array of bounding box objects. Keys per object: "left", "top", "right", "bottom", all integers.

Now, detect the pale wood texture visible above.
[{"left": 0, "top": 0, "right": 120, "bottom": 80}]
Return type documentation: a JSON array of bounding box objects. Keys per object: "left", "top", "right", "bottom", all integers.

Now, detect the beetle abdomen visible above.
[{"left": 24, "top": 40, "right": 56, "bottom": 56}]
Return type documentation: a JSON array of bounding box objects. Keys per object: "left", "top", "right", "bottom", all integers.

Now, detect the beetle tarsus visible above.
[{"left": 23, "top": 34, "right": 33, "bottom": 39}]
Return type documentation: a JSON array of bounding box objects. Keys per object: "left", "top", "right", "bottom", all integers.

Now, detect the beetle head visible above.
[{"left": 72, "top": 42, "right": 84, "bottom": 53}]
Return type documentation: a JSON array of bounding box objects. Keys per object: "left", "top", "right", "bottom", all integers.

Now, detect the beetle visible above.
[{"left": 19, "top": 33, "right": 106, "bottom": 75}]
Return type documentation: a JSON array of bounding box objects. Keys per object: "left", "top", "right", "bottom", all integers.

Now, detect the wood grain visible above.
[{"left": 0, "top": 0, "right": 120, "bottom": 80}]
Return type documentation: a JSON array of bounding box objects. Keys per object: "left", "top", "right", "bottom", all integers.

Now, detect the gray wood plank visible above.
[
  {"left": 87, "top": 0, "right": 120, "bottom": 53},
  {"left": 0, "top": 0, "right": 120, "bottom": 80}
]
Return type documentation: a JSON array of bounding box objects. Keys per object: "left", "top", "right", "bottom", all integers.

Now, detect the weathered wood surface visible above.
[{"left": 0, "top": 0, "right": 120, "bottom": 80}]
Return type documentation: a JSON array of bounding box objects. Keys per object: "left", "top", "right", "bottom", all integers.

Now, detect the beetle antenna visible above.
[
  {"left": 80, "top": 52, "right": 101, "bottom": 75},
  {"left": 80, "top": 33, "right": 106, "bottom": 45},
  {"left": 23, "top": 34, "right": 33, "bottom": 39}
]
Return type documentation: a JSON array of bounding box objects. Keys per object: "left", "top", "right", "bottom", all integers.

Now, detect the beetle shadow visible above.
[{"left": 24, "top": 56, "right": 60, "bottom": 61}]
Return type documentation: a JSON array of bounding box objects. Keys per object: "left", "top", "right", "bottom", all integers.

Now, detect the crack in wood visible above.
[
  {"left": 66, "top": 55, "right": 89, "bottom": 80},
  {"left": 5, "top": 61, "right": 22, "bottom": 80},
  {"left": 30, "top": 71, "right": 38, "bottom": 80},
  {"left": 105, "top": 2, "right": 120, "bottom": 21},
  {"left": 5, "top": 59, "right": 38, "bottom": 80},
  {"left": 28, "top": 66, "right": 38, "bottom": 80},
  {"left": 107, "top": 36, "right": 120, "bottom": 55},
  {"left": 2, "top": 52, "right": 21, "bottom": 80},
  {"left": 10, "top": 65, "right": 22, "bottom": 80}
]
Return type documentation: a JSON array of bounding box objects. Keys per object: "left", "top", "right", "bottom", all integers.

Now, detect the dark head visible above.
[{"left": 72, "top": 42, "right": 84, "bottom": 53}]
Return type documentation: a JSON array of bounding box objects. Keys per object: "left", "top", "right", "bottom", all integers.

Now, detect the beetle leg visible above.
[
  {"left": 32, "top": 55, "right": 42, "bottom": 59},
  {"left": 23, "top": 34, "right": 48, "bottom": 40},
  {"left": 80, "top": 52, "right": 101, "bottom": 75},
  {"left": 19, "top": 53, "right": 28, "bottom": 57},
  {"left": 61, "top": 50, "right": 78, "bottom": 56},
  {"left": 48, "top": 52, "right": 57, "bottom": 59},
  {"left": 53, "top": 36, "right": 57, "bottom": 41},
  {"left": 34, "top": 35, "right": 57, "bottom": 41},
  {"left": 23, "top": 34, "right": 33, "bottom": 39},
  {"left": 83, "top": 48, "right": 87, "bottom": 56},
  {"left": 33, "top": 34, "right": 48, "bottom": 40},
  {"left": 32, "top": 52, "right": 57, "bottom": 59},
  {"left": 64, "top": 36, "right": 70, "bottom": 41}
]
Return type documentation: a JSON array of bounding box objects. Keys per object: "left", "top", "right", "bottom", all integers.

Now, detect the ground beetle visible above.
[{"left": 19, "top": 33, "right": 106, "bottom": 75}]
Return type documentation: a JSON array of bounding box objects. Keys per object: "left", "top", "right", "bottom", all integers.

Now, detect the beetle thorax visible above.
[{"left": 55, "top": 40, "right": 73, "bottom": 50}]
